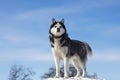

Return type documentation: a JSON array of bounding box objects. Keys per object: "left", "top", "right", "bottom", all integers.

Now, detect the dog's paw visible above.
[
  {"left": 75, "top": 75, "right": 80, "bottom": 77},
  {"left": 54, "top": 75, "right": 60, "bottom": 78},
  {"left": 73, "top": 74, "right": 80, "bottom": 79},
  {"left": 64, "top": 76, "right": 69, "bottom": 79},
  {"left": 82, "top": 74, "right": 87, "bottom": 78}
]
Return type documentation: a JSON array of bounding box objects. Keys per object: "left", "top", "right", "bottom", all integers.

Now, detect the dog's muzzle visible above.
[{"left": 57, "top": 28, "right": 60, "bottom": 32}]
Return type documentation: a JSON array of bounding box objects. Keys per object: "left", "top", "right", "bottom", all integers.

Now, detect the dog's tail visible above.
[{"left": 83, "top": 42, "right": 92, "bottom": 56}]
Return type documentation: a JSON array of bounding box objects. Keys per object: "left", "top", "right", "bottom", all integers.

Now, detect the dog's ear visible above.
[
  {"left": 51, "top": 18, "right": 56, "bottom": 24},
  {"left": 61, "top": 19, "right": 64, "bottom": 24}
]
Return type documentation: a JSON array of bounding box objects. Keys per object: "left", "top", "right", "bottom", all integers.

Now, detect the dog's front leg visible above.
[
  {"left": 54, "top": 57, "right": 60, "bottom": 78},
  {"left": 64, "top": 58, "right": 69, "bottom": 78}
]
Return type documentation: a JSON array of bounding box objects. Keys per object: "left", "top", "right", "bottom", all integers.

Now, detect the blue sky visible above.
[{"left": 0, "top": 0, "right": 120, "bottom": 80}]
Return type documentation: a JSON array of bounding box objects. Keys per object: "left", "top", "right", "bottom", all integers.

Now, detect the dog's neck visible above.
[
  {"left": 49, "top": 32, "right": 70, "bottom": 48},
  {"left": 50, "top": 32, "right": 67, "bottom": 39}
]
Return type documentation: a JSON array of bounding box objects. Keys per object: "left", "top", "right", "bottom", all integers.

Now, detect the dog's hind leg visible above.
[
  {"left": 81, "top": 61, "right": 86, "bottom": 77},
  {"left": 71, "top": 57, "right": 80, "bottom": 77}
]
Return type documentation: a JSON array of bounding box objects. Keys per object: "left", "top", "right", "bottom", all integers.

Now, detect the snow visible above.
[
  {"left": 45, "top": 73, "right": 105, "bottom": 80},
  {"left": 46, "top": 77, "right": 105, "bottom": 80},
  {"left": 47, "top": 78, "right": 98, "bottom": 80}
]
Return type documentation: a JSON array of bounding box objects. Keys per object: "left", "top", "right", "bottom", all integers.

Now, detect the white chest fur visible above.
[{"left": 52, "top": 38, "right": 68, "bottom": 59}]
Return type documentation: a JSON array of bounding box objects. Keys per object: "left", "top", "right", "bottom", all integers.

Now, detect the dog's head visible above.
[{"left": 49, "top": 18, "right": 66, "bottom": 37}]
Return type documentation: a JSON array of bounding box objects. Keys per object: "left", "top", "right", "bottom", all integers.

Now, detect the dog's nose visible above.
[{"left": 57, "top": 28, "right": 60, "bottom": 32}]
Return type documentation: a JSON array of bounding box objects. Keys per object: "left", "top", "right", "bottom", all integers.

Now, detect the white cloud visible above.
[
  {"left": 0, "top": 48, "right": 120, "bottom": 63},
  {"left": 90, "top": 48, "right": 120, "bottom": 62},
  {"left": 82, "top": 24, "right": 120, "bottom": 39},
  {"left": 0, "top": 0, "right": 118, "bottom": 24},
  {"left": 0, "top": 49, "right": 53, "bottom": 62},
  {"left": 14, "top": 7, "right": 79, "bottom": 21},
  {"left": 91, "top": 53, "right": 120, "bottom": 62},
  {"left": 103, "top": 26, "right": 120, "bottom": 36},
  {"left": 12, "top": 0, "right": 119, "bottom": 21},
  {"left": 0, "top": 27, "right": 48, "bottom": 44}
]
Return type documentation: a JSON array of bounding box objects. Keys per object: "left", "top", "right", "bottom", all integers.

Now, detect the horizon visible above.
[{"left": 0, "top": 0, "right": 120, "bottom": 80}]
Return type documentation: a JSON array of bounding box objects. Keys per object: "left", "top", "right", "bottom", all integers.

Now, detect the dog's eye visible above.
[
  {"left": 60, "top": 26, "right": 62, "bottom": 28},
  {"left": 55, "top": 26, "right": 57, "bottom": 28}
]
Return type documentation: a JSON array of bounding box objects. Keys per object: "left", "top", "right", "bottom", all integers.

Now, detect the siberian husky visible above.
[{"left": 49, "top": 18, "right": 92, "bottom": 78}]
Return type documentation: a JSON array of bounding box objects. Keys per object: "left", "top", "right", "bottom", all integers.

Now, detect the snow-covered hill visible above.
[
  {"left": 45, "top": 73, "right": 105, "bottom": 80},
  {"left": 47, "top": 77, "right": 100, "bottom": 80}
]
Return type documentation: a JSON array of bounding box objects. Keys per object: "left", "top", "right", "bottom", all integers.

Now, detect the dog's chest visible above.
[{"left": 52, "top": 38, "right": 68, "bottom": 58}]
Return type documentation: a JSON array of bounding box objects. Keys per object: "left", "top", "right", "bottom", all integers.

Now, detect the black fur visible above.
[
  {"left": 49, "top": 36, "right": 54, "bottom": 47},
  {"left": 49, "top": 21, "right": 66, "bottom": 38},
  {"left": 49, "top": 21, "right": 92, "bottom": 62},
  {"left": 66, "top": 40, "right": 87, "bottom": 62}
]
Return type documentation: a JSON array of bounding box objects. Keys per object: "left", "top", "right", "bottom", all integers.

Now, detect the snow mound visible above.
[
  {"left": 45, "top": 73, "right": 105, "bottom": 80},
  {"left": 47, "top": 77, "right": 99, "bottom": 80}
]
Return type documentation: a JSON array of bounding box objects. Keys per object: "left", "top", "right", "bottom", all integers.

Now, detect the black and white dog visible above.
[{"left": 49, "top": 18, "right": 92, "bottom": 78}]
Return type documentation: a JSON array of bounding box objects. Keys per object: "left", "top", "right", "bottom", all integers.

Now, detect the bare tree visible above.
[{"left": 9, "top": 65, "right": 35, "bottom": 80}]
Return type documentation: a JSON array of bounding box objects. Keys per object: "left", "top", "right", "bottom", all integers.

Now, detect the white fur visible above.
[
  {"left": 50, "top": 23, "right": 65, "bottom": 37},
  {"left": 50, "top": 20, "right": 87, "bottom": 78},
  {"left": 50, "top": 22, "right": 69, "bottom": 78},
  {"left": 51, "top": 39, "right": 86, "bottom": 78},
  {"left": 71, "top": 55, "right": 80, "bottom": 77},
  {"left": 71, "top": 55, "right": 86, "bottom": 77},
  {"left": 83, "top": 42, "right": 92, "bottom": 56},
  {"left": 51, "top": 38, "right": 69, "bottom": 78}
]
